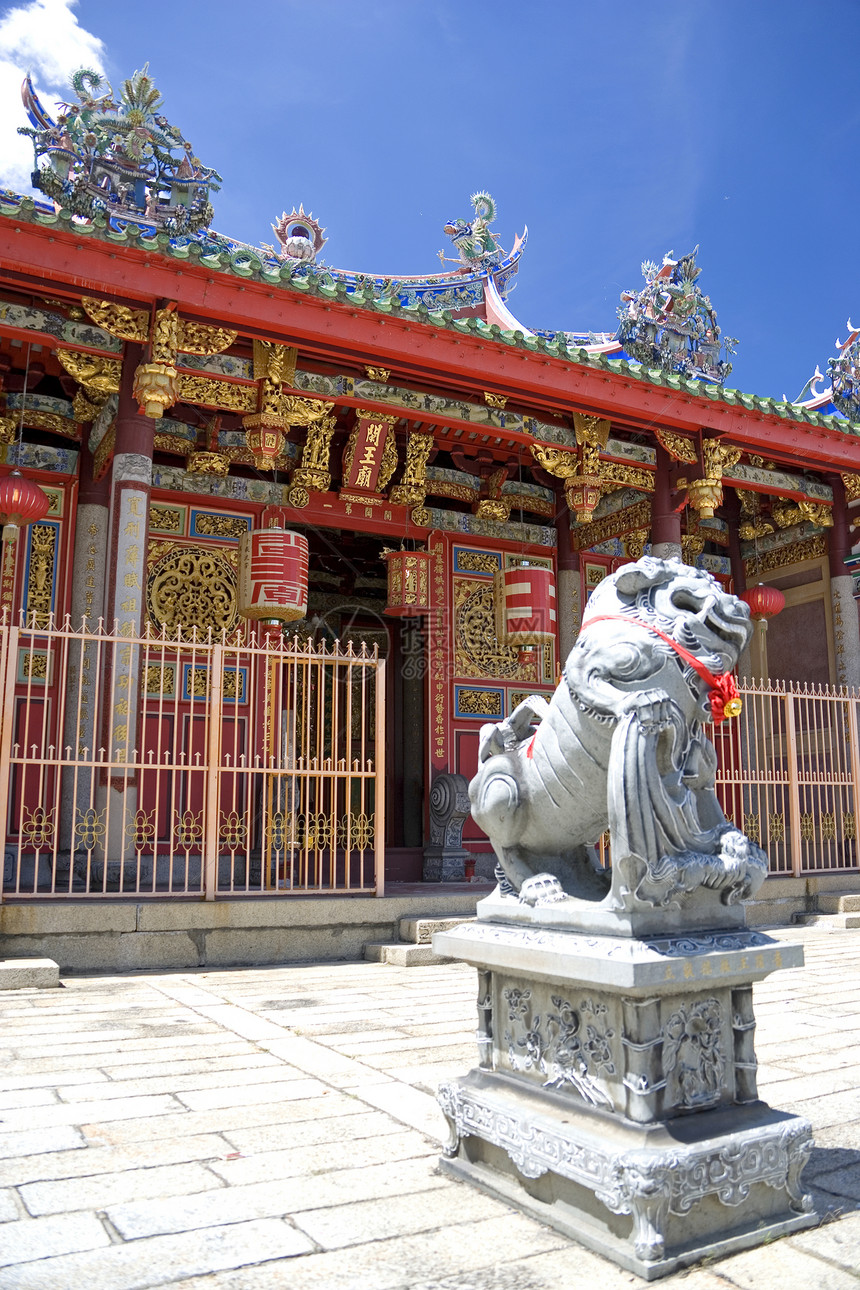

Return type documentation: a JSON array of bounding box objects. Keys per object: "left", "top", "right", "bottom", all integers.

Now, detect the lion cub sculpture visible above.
[{"left": 470, "top": 557, "right": 768, "bottom": 932}]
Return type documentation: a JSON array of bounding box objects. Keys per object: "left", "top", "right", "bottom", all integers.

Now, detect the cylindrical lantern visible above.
[
  {"left": 383, "top": 549, "right": 432, "bottom": 617},
  {"left": 740, "top": 583, "right": 786, "bottom": 630},
  {"left": 237, "top": 526, "right": 308, "bottom": 622},
  {"left": 0, "top": 471, "right": 50, "bottom": 542},
  {"left": 494, "top": 565, "right": 556, "bottom": 646}
]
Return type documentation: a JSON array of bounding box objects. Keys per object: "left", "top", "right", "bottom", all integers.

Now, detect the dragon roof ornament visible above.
[
  {"left": 827, "top": 322, "right": 860, "bottom": 420},
  {"left": 19, "top": 65, "right": 221, "bottom": 235},
  {"left": 617, "top": 248, "right": 736, "bottom": 385},
  {"left": 441, "top": 191, "right": 505, "bottom": 271}
]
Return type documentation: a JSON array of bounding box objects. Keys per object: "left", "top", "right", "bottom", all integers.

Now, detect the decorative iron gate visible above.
[{"left": 0, "top": 616, "right": 385, "bottom": 898}]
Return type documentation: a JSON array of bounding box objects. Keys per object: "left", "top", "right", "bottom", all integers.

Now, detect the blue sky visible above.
[{"left": 1, "top": 0, "right": 859, "bottom": 404}]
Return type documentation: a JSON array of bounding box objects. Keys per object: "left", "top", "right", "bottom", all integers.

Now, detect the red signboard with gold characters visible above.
[
  {"left": 237, "top": 527, "right": 309, "bottom": 622},
  {"left": 342, "top": 410, "right": 397, "bottom": 494}
]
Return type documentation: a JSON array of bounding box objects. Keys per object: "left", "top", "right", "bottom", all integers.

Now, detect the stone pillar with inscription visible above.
[
  {"left": 829, "top": 476, "right": 860, "bottom": 688},
  {"left": 555, "top": 496, "right": 580, "bottom": 666},
  {"left": 103, "top": 346, "right": 154, "bottom": 868},
  {"left": 434, "top": 557, "right": 814, "bottom": 1280},
  {"left": 59, "top": 436, "right": 112, "bottom": 854}
]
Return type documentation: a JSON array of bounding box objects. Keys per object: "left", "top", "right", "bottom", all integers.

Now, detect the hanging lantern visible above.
[
  {"left": 494, "top": 565, "right": 556, "bottom": 646},
  {"left": 243, "top": 413, "right": 286, "bottom": 467},
  {"left": 564, "top": 473, "right": 603, "bottom": 525},
  {"left": 0, "top": 472, "right": 49, "bottom": 542},
  {"left": 237, "top": 527, "right": 308, "bottom": 622},
  {"left": 383, "top": 549, "right": 432, "bottom": 617},
  {"left": 740, "top": 583, "right": 786, "bottom": 630}
]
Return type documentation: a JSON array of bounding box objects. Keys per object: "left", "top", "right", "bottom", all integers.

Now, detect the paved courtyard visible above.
[{"left": 0, "top": 925, "right": 858, "bottom": 1288}]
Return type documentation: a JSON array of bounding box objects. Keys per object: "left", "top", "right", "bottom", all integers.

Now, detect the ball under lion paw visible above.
[{"left": 519, "top": 873, "right": 569, "bottom": 906}]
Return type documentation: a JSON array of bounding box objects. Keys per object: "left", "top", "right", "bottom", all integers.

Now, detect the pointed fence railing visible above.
[{"left": 0, "top": 614, "right": 385, "bottom": 899}]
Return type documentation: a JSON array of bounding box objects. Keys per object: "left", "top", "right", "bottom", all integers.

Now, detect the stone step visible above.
[
  {"left": 0, "top": 958, "right": 59, "bottom": 989},
  {"left": 817, "top": 892, "right": 860, "bottom": 914},
  {"left": 398, "top": 915, "right": 475, "bottom": 944},
  {"left": 794, "top": 913, "right": 860, "bottom": 930},
  {"left": 363, "top": 942, "right": 450, "bottom": 966}
]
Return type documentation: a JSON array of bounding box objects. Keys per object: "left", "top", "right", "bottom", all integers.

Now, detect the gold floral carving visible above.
[
  {"left": 841, "top": 473, "right": 860, "bottom": 503},
  {"left": 151, "top": 307, "right": 179, "bottom": 364},
  {"left": 457, "top": 551, "right": 500, "bottom": 575},
  {"left": 56, "top": 351, "right": 121, "bottom": 394},
  {"left": 455, "top": 581, "right": 529, "bottom": 681},
  {"left": 25, "top": 523, "right": 56, "bottom": 628},
  {"left": 72, "top": 390, "right": 103, "bottom": 422},
  {"left": 146, "top": 546, "right": 238, "bottom": 635},
  {"left": 702, "top": 440, "right": 743, "bottom": 476},
  {"left": 145, "top": 663, "right": 176, "bottom": 696},
  {"left": 378, "top": 427, "right": 399, "bottom": 491},
  {"left": 176, "top": 320, "right": 237, "bottom": 356},
  {"left": 654, "top": 429, "right": 698, "bottom": 463},
  {"left": 483, "top": 392, "right": 508, "bottom": 409},
  {"left": 458, "top": 688, "right": 503, "bottom": 716},
  {"left": 624, "top": 528, "right": 650, "bottom": 561},
  {"left": 474, "top": 498, "right": 511, "bottom": 521},
  {"left": 365, "top": 366, "right": 390, "bottom": 383},
  {"left": 390, "top": 430, "right": 434, "bottom": 506},
  {"left": 744, "top": 534, "right": 827, "bottom": 577},
  {"left": 598, "top": 462, "right": 654, "bottom": 492},
  {"left": 411, "top": 505, "right": 431, "bottom": 527},
  {"left": 281, "top": 395, "right": 334, "bottom": 426},
  {"left": 425, "top": 480, "right": 477, "bottom": 502},
  {"left": 16, "top": 410, "right": 79, "bottom": 440},
  {"left": 92, "top": 423, "right": 115, "bottom": 480},
  {"left": 572, "top": 498, "right": 652, "bottom": 552},
  {"left": 681, "top": 534, "right": 705, "bottom": 565},
  {"left": 193, "top": 514, "right": 250, "bottom": 539},
  {"left": 22, "top": 651, "right": 48, "bottom": 679},
  {"left": 178, "top": 376, "right": 256, "bottom": 413},
  {"left": 149, "top": 507, "right": 182, "bottom": 533},
  {"left": 0, "top": 415, "right": 15, "bottom": 444},
  {"left": 80, "top": 297, "right": 150, "bottom": 342}
]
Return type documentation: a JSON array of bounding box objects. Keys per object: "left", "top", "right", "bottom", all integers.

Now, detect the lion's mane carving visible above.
[{"left": 470, "top": 557, "right": 767, "bottom": 926}]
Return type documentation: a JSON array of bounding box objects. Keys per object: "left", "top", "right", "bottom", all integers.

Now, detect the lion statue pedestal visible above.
[{"left": 434, "top": 558, "right": 814, "bottom": 1279}]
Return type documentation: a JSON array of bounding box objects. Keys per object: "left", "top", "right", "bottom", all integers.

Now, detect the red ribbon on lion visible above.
[{"left": 579, "top": 614, "right": 743, "bottom": 725}]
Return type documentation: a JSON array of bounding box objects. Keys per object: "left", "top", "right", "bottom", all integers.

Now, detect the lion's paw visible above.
[{"left": 519, "top": 873, "right": 569, "bottom": 906}]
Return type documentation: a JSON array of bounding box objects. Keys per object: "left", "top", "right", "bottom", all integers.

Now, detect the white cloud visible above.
[{"left": 0, "top": 0, "right": 104, "bottom": 192}]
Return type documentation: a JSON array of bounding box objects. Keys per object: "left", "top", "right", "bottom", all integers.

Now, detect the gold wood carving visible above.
[
  {"left": 378, "top": 427, "right": 399, "bottom": 490},
  {"left": 80, "top": 297, "right": 149, "bottom": 343},
  {"left": 365, "top": 366, "right": 390, "bottom": 382},
  {"left": 841, "top": 473, "right": 860, "bottom": 503},
  {"left": 186, "top": 452, "right": 230, "bottom": 477},
  {"left": 624, "top": 528, "right": 650, "bottom": 561},
  {"left": 16, "top": 410, "right": 79, "bottom": 440},
  {"left": 390, "top": 430, "right": 434, "bottom": 506},
  {"left": 178, "top": 376, "right": 256, "bottom": 413},
  {"left": 745, "top": 534, "right": 827, "bottom": 577},
  {"left": 56, "top": 351, "right": 121, "bottom": 395},
  {"left": 149, "top": 506, "right": 182, "bottom": 533},
  {"left": 92, "top": 423, "right": 115, "bottom": 480},
  {"left": 457, "top": 688, "right": 503, "bottom": 716},
  {"left": 146, "top": 663, "right": 176, "bottom": 696},
  {"left": 146, "top": 545, "right": 238, "bottom": 635},
  {"left": 454, "top": 582, "right": 522, "bottom": 680},
  {"left": 681, "top": 534, "right": 706, "bottom": 565},
  {"left": 798, "top": 500, "right": 834, "bottom": 528},
  {"left": 151, "top": 307, "right": 179, "bottom": 364},
  {"left": 457, "top": 551, "right": 500, "bottom": 575},
  {"left": 531, "top": 443, "right": 579, "bottom": 478},
  {"left": 281, "top": 395, "right": 334, "bottom": 425},
  {"left": 25, "top": 524, "right": 57, "bottom": 628},
  {"left": 426, "top": 480, "right": 478, "bottom": 502},
  {"left": 654, "top": 430, "right": 698, "bottom": 464},
  {"left": 0, "top": 415, "right": 15, "bottom": 444},
  {"left": 599, "top": 461, "right": 654, "bottom": 492},
  {"left": 72, "top": 389, "right": 103, "bottom": 422},
  {"left": 572, "top": 412, "right": 612, "bottom": 448},
  {"left": 176, "top": 320, "right": 237, "bottom": 356},
  {"left": 292, "top": 414, "right": 337, "bottom": 494},
  {"left": 483, "top": 392, "right": 508, "bottom": 409},
  {"left": 572, "top": 498, "right": 653, "bottom": 551},
  {"left": 193, "top": 514, "right": 250, "bottom": 539}
]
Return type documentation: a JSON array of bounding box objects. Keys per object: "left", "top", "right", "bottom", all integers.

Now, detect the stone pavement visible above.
[{"left": 0, "top": 926, "right": 858, "bottom": 1289}]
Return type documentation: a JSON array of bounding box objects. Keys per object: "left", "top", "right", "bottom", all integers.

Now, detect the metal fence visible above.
[
  {"left": 0, "top": 617, "right": 385, "bottom": 899},
  {"left": 713, "top": 679, "right": 860, "bottom": 877}
]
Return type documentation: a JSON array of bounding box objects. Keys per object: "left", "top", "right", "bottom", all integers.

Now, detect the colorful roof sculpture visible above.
[
  {"left": 616, "top": 248, "right": 736, "bottom": 384},
  {"left": 19, "top": 66, "right": 221, "bottom": 235}
]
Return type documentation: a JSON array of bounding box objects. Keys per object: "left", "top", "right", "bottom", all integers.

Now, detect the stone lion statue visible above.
[{"left": 469, "top": 557, "right": 768, "bottom": 928}]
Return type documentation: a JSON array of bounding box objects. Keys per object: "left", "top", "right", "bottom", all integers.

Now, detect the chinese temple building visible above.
[{"left": 0, "top": 65, "right": 858, "bottom": 963}]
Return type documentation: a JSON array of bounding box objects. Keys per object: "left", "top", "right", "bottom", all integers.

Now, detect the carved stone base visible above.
[
  {"left": 434, "top": 921, "right": 814, "bottom": 1279},
  {"left": 422, "top": 846, "right": 469, "bottom": 882}
]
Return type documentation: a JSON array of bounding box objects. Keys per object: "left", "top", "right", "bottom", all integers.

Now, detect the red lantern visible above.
[
  {"left": 237, "top": 527, "right": 308, "bottom": 622},
  {"left": 740, "top": 584, "right": 786, "bottom": 629},
  {"left": 495, "top": 565, "right": 556, "bottom": 646},
  {"left": 243, "top": 414, "right": 285, "bottom": 466},
  {"left": 383, "top": 549, "right": 432, "bottom": 617},
  {"left": 564, "top": 473, "right": 603, "bottom": 525},
  {"left": 0, "top": 472, "right": 49, "bottom": 541}
]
